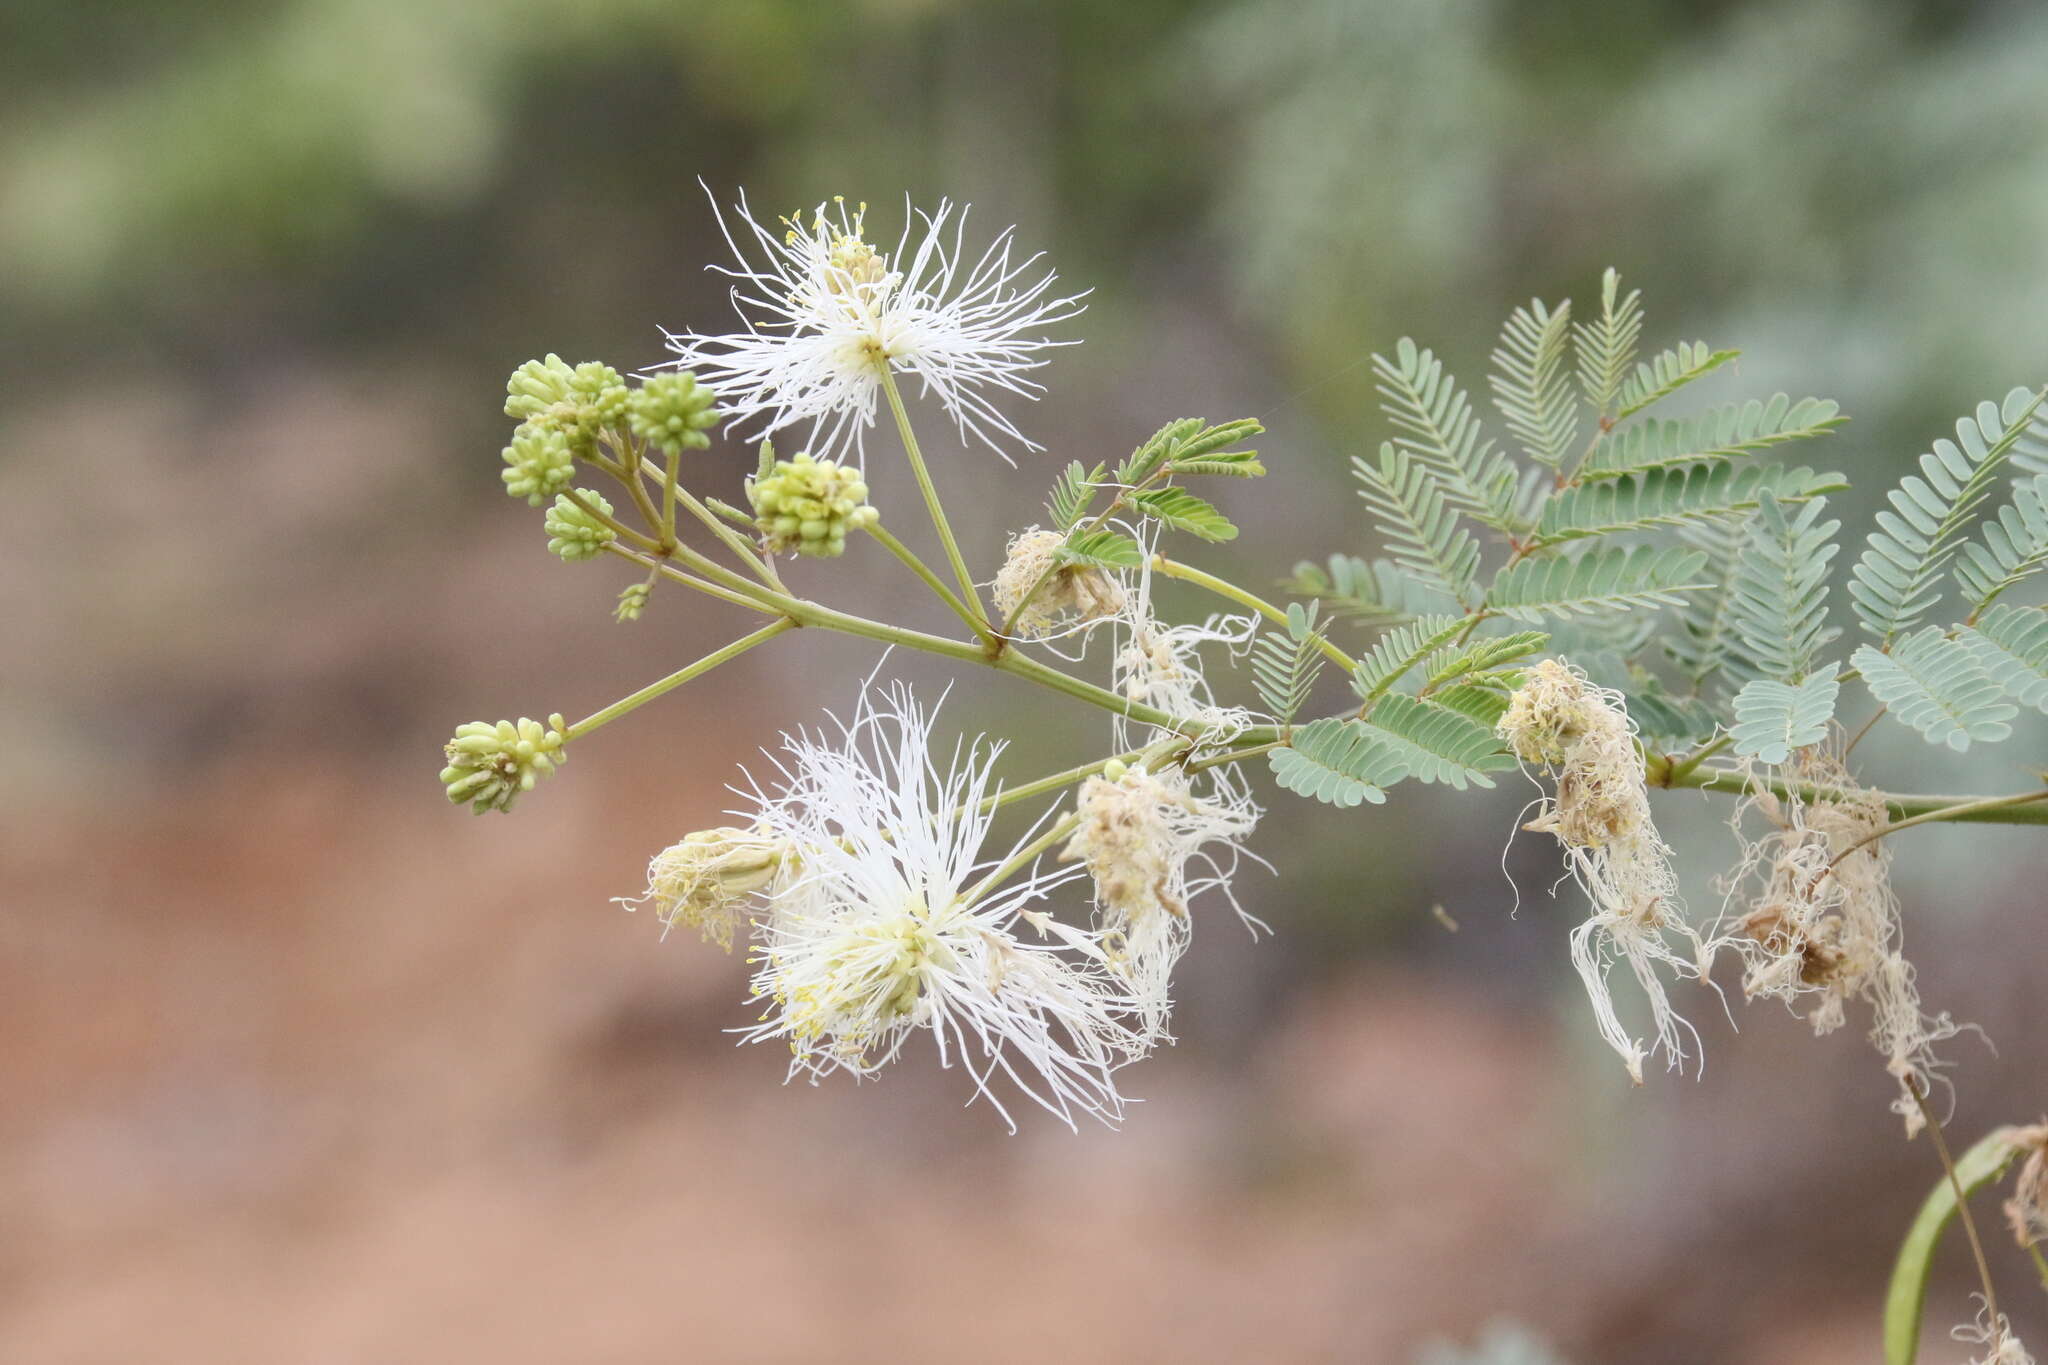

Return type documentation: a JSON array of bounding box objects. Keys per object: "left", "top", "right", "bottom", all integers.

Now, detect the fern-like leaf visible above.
[
  {"left": 1373, "top": 338, "right": 1523, "bottom": 528},
  {"left": 1349, "top": 614, "right": 1468, "bottom": 706},
  {"left": 1268, "top": 717, "right": 1410, "bottom": 807},
  {"left": 1058, "top": 529, "right": 1143, "bottom": 570},
  {"left": 1420, "top": 630, "right": 1550, "bottom": 692},
  {"left": 1117, "top": 418, "right": 1263, "bottom": 485},
  {"left": 1852, "top": 629, "right": 2017, "bottom": 752},
  {"left": 1534, "top": 462, "right": 1843, "bottom": 544},
  {"left": 1486, "top": 545, "right": 1708, "bottom": 622},
  {"left": 1581, "top": 395, "right": 1845, "bottom": 480},
  {"left": 1130, "top": 486, "right": 1237, "bottom": 542},
  {"left": 1284, "top": 555, "right": 1454, "bottom": 624},
  {"left": 1574, "top": 267, "right": 1644, "bottom": 418},
  {"left": 1725, "top": 491, "right": 1841, "bottom": 683},
  {"left": 1251, "top": 603, "right": 1328, "bottom": 724},
  {"left": 1352, "top": 444, "right": 1482, "bottom": 606},
  {"left": 1490, "top": 299, "right": 1578, "bottom": 470},
  {"left": 1616, "top": 340, "right": 1738, "bottom": 419},
  {"left": 1954, "top": 473, "right": 2048, "bottom": 614},
  {"left": 1730, "top": 670, "right": 1842, "bottom": 764},
  {"left": 1046, "top": 460, "right": 1105, "bottom": 532},
  {"left": 1848, "top": 386, "right": 2048, "bottom": 643},
  {"left": 1957, "top": 603, "right": 2048, "bottom": 714},
  {"left": 1663, "top": 517, "right": 1745, "bottom": 689},
  {"left": 1363, "top": 693, "right": 1513, "bottom": 789}
]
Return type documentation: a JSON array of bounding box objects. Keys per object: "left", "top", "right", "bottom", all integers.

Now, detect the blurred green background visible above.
[{"left": 4, "top": 1, "right": 2045, "bottom": 1360}]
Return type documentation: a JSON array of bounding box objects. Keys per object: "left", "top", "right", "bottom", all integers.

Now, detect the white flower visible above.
[
  {"left": 664, "top": 186, "right": 1086, "bottom": 465},
  {"left": 736, "top": 681, "right": 1141, "bottom": 1130}
]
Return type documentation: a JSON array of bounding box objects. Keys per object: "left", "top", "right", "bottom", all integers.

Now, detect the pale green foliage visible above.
[
  {"left": 1573, "top": 268, "right": 1643, "bottom": 418},
  {"left": 1419, "top": 631, "right": 1548, "bottom": 692},
  {"left": 1057, "top": 529, "right": 1144, "bottom": 570},
  {"left": 1131, "top": 486, "right": 1236, "bottom": 542},
  {"left": 1953, "top": 473, "right": 2048, "bottom": 613},
  {"left": 1046, "top": 460, "right": 1106, "bottom": 531},
  {"left": 1373, "top": 339, "right": 1521, "bottom": 529},
  {"left": 1350, "top": 614, "right": 1468, "bottom": 706},
  {"left": 1352, "top": 444, "right": 1482, "bottom": 606},
  {"left": 1250, "top": 603, "right": 1328, "bottom": 724},
  {"left": 1730, "top": 671, "right": 1841, "bottom": 764},
  {"left": 1616, "top": 340, "right": 1739, "bottom": 419},
  {"left": 1852, "top": 628, "right": 2016, "bottom": 752},
  {"left": 1115, "top": 417, "right": 1264, "bottom": 484},
  {"left": 1360, "top": 692, "right": 1512, "bottom": 789},
  {"left": 1267, "top": 717, "right": 1407, "bottom": 806},
  {"left": 1284, "top": 554, "right": 1453, "bottom": 623},
  {"left": 1848, "top": 386, "right": 2047, "bottom": 643},
  {"left": 1958, "top": 603, "right": 2048, "bottom": 714},
  {"left": 1724, "top": 491, "right": 1840, "bottom": 683},
  {"left": 1487, "top": 545, "right": 1708, "bottom": 621},
  {"left": 1534, "top": 462, "right": 1843, "bottom": 544},
  {"left": 1489, "top": 299, "right": 1578, "bottom": 470},
  {"left": 1580, "top": 396, "right": 1845, "bottom": 480}
]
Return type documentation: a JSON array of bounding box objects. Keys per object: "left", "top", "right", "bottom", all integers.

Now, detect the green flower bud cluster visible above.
[
  {"left": 746, "top": 451, "right": 877, "bottom": 558},
  {"left": 441, "top": 714, "right": 568, "bottom": 814},
  {"left": 627, "top": 372, "right": 720, "bottom": 456},
  {"left": 615, "top": 580, "right": 652, "bottom": 623},
  {"left": 504, "top": 354, "right": 630, "bottom": 446},
  {"left": 500, "top": 423, "right": 577, "bottom": 506},
  {"left": 545, "top": 490, "right": 617, "bottom": 561}
]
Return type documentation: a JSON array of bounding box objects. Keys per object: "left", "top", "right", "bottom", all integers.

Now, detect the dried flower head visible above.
[
  {"left": 992, "top": 527, "right": 1124, "bottom": 638},
  {"left": 1059, "top": 757, "right": 1260, "bottom": 1042},
  {"left": 2002, "top": 1123, "right": 2048, "bottom": 1250},
  {"left": 1719, "top": 746, "right": 1964, "bottom": 1133},
  {"left": 663, "top": 187, "right": 1086, "bottom": 464},
  {"left": 735, "top": 682, "right": 1142, "bottom": 1129},
  {"left": 440, "top": 714, "right": 568, "bottom": 814},
  {"left": 1955, "top": 1300, "right": 2036, "bottom": 1365},
  {"left": 1499, "top": 658, "right": 1716, "bottom": 1084},
  {"left": 625, "top": 826, "right": 793, "bottom": 951}
]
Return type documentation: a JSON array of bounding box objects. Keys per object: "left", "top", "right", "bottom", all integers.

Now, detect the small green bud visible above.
[
  {"left": 545, "top": 489, "right": 617, "bottom": 561},
  {"left": 503, "top": 354, "right": 628, "bottom": 449},
  {"left": 440, "top": 714, "right": 568, "bottom": 814},
  {"left": 745, "top": 451, "right": 877, "bottom": 558},
  {"left": 500, "top": 421, "right": 576, "bottom": 506},
  {"left": 615, "top": 580, "right": 652, "bottom": 622},
  {"left": 628, "top": 372, "right": 720, "bottom": 455}
]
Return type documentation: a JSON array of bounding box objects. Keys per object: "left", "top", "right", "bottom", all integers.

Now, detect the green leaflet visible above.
[
  {"left": 1268, "top": 717, "right": 1409, "bottom": 807},
  {"left": 1852, "top": 628, "right": 2016, "bottom": 752},
  {"left": 1730, "top": 670, "right": 1841, "bottom": 764}
]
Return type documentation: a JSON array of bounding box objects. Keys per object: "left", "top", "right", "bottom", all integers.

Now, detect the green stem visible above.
[
  {"left": 964, "top": 811, "right": 1080, "bottom": 906},
  {"left": 564, "top": 489, "right": 662, "bottom": 554},
  {"left": 1670, "top": 765, "right": 2048, "bottom": 826},
  {"left": 879, "top": 366, "right": 988, "bottom": 625},
  {"left": 1824, "top": 789, "right": 2048, "bottom": 870},
  {"left": 868, "top": 521, "right": 991, "bottom": 641},
  {"left": 1659, "top": 734, "right": 1733, "bottom": 786},
  {"left": 604, "top": 544, "right": 782, "bottom": 617},
  {"left": 566, "top": 618, "right": 797, "bottom": 740},
  {"left": 1151, "top": 555, "right": 1355, "bottom": 671}
]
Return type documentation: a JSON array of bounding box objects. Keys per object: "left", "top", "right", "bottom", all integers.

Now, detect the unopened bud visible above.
[{"left": 440, "top": 714, "right": 568, "bottom": 814}]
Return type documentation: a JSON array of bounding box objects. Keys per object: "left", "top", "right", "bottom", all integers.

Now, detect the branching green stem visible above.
[
  {"left": 1151, "top": 555, "right": 1355, "bottom": 671},
  {"left": 868, "top": 521, "right": 990, "bottom": 640},
  {"left": 879, "top": 366, "right": 988, "bottom": 626},
  {"left": 964, "top": 811, "right": 1080, "bottom": 906},
  {"left": 567, "top": 618, "right": 797, "bottom": 740}
]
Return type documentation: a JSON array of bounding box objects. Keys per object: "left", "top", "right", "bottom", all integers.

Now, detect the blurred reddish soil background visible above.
[{"left": 3, "top": 379, "right": 2044, "bottom": 1364}]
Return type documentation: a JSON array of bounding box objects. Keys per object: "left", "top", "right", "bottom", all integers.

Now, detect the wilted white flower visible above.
[
  {"left": 1060, "top": 757, "right": 1260, "bottom": 1043},
  {"left": 1955, "top": 1299, "right": 2035, "bottom": 1365},
  {"left": 664, "top": 187, "right": 1086, "bottom": 465},
  {"left": 736, "top": 681, "right": 1142, "bottom": 1130},
  {"left": 1719, "top": 746, "right": 1964, "bottom": 1134},
  {"left": 1499, "top": 659, "right": 1719, "bottom": 1084},
  {"left": 992, "top": 526, "right": 1124, "bottom": 638},
  {"left": 1107, "top": 542, "right": 1260, "bottom": 739}
]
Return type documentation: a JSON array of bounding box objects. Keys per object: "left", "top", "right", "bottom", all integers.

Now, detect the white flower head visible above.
[
  {"left": 664, "top": 186, "right": 1087, "bottom": 465},
  {"left": 736, "top": 681, "right": 1141, "bottom": 1130}
]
